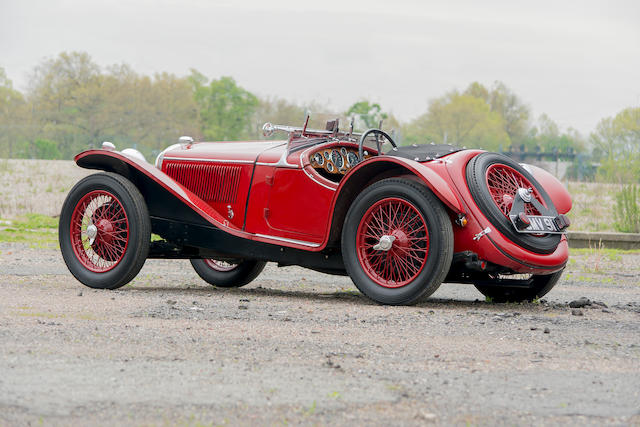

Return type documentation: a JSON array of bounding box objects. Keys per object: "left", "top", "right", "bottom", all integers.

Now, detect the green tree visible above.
[
  {"left": 404, "top": 91, "right": 509, "bottom": 150},
  {"left": 253, "top": 96, "right": 306, "bottom": 138},
  {"left": 190, "top": 72, "right": 258, "bottom": 141},
  {"left": 591, "top": 107, "right": 640, "bottom": 183},
  {"left": 524, "top": 114, "right": 585, "bottom": 153},
  {"left": 25, "top": 139, "right": 61, "bottom": 159},
  {"left": 28, "top": 51, "right": 111, "bottom": 157},
  {"left": 464, "top": 81, "right": 530, "bottom": 147},
  {"left": 346, "top": 100, "right": 388, "bottom": 130},
  {"left": 27, "top": 52, "right": 199, "bottom": 158},
  {"left": 0, "top": 68, "right": 28, "bottom": 158}
]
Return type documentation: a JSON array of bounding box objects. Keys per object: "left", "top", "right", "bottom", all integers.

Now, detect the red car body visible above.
[{"left": 60, "top": 121, "right": 572, "bottom": 305}]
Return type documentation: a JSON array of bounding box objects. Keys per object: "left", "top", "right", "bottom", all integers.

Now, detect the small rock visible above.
[
  {"left": 569, "top": 297, "right": 591, "bottom": 308},
  {"left": 166, "top": 300, "right": 176, "bottom": 305},
  {"left": 417, "top": 411, "right": 437, "bottom": 422},
  {"left": 77, "top": 291, "right": 83, "bottom": 297},
  {"left": 530, "top": 326, "right": 538, "bottom": 331},
  {"left": 571, "top": 309, "right": 584, "bottom": 316},
  {"left": 601, "top": 309, "right": 612, "bottom": 313},
  {"left": 592, "top": 300, "right": 608, "bottom": 308},
  {"left": 238, "top": 305, "right": 248, "bottom": 310},
  {"left": 239, "top": 298, "right": 250, "bottom": 302},
  {"left": 543, "top": 327, "right": 550, "bottom": 334}
]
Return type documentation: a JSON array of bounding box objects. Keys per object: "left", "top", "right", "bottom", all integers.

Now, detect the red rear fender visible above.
[
  {"left": 335, "top": 157, "right": 464, "bottom": 214},
  {"left": 525, "top": 164, "right": 572, "bottom": 214},
  {"left": 325, "top": 156, "right": 464, "bottom": 247}
]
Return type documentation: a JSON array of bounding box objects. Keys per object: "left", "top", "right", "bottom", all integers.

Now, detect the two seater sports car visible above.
[{"left": 59, "top": 117, "right": 571, "bottom": 305}]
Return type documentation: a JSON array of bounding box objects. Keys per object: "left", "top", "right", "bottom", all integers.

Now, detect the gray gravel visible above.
[{"left": 1, "top": 242, "right": 639, "bottom": 426}]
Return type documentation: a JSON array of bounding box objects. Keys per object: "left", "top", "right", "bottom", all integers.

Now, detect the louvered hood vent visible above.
[{"left": 164, "top": 162, "right": 241, "bottom": 203}]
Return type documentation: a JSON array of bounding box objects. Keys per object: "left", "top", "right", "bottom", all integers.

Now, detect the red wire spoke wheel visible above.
[
  {"left": 59, "top": 173, "right": 150, "bottom": 289},
  {"left": 485, "top": 164, "right": 543, "bottom": 217},
  {"left": 356, "top": 197, "right": 429, "bottom": 288},
  {"left": 466, "top": 153, "right": 561, "bottom": 254},
  {"left": 342, "top": 178, "right": 453, "bottom": 305},
  {"left": 70, "top": 190, "right": 129, "bottom": 272}
]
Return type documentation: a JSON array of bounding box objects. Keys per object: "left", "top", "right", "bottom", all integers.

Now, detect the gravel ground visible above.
[{"left": 0, "top": 243, "right": 639, "bottom": 426}]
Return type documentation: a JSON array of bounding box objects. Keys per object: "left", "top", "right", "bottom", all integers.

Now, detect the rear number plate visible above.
[{"left": 509, "top": 214, "right": 565, "bottom": 234}]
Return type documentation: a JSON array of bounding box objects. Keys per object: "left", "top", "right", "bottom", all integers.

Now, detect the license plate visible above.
[{"left": 509, "top": 214, "right": 565, "bottom": 234}]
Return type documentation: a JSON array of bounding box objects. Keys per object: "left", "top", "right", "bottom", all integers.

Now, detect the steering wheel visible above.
[{"left": 357, "top": 129, "right": 397, "bottom": 162}]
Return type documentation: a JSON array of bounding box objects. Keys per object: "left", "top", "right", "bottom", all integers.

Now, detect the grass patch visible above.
[
  {"left": 0, "top": 228, "right": 58, "bottom": 247},
  {"left": 0, "top": 158, "right": 13, "bottom": 173},
  {"left": 10, "top": 213, "right": 59, "bottom": 230},
  {"left": 570, "top": 247, "right": 640, "bottom": 258},
  {"left": 14, "top": 311, "right": 64, "bottom": 319},
  {"left": 0, "top": 214, "right": 59, "bottom": 246}
]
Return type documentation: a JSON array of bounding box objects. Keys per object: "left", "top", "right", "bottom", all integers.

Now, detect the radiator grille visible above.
[{"left": 165, "top": 162, "right": 242, "bottom": 203}]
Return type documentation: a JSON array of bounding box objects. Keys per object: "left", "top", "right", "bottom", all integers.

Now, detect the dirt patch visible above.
[
  {"left": 1, "top": 244, "right": 639, "bottom": 426},
  {"left": 0, "top": 159, "right": 91, "bottom": 218}
]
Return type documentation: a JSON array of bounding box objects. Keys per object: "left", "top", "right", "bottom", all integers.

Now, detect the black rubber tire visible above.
[
  {"left": 341, "top": 178, "right": 454, "bottom": 305},
  {"left": 466, "top": 152, "right": 561, "bottom": 254},
  {"left": 190, "top": 259, "right": 266, "bottom": 288},
  {"left": 59, "top": 172, "right": 151, "bottom": 289},
  {"left": 474, "top": 269, "right": 564, "bottom": 303}
]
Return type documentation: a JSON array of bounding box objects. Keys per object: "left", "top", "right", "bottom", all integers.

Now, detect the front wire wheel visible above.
[
  {"left": 59, "top": 173, "right": 151, "bottom": 289},
  {"left": 70, "top": 190, "right": 130, "bottom": 272},
  {"left": 342, "top": 178, "right": 453, "bottom": 305}
]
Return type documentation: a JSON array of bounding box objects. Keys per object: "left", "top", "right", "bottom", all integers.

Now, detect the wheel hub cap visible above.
[
  {"left": 96, "top": 218, "right": 114, "bottom": 243},
  {"left": 373, "top": 235, "right": 396, "bottom": 251},
  {"left": 517, "top": 187, "right": 533, "bottom": 203},
  {"left": 86, "top": 224, "right": 98, "bottom": 245}
]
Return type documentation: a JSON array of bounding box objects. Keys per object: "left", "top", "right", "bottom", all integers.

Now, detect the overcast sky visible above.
[{"left": 1, "top": 0, "right": 638, "bottom": 135}]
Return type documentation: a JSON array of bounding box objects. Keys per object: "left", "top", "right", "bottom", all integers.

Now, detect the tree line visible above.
[{"left": 1, "top": 51, "right": 638, "bottom": 183}]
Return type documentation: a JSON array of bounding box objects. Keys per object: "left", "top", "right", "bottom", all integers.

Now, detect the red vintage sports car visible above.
[{"left": 59, "top": 117, "right": 571, "bottom": 305}]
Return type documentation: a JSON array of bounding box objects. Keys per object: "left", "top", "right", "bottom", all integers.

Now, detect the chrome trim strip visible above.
[
  {"left": 255, "top": 149, "right": 300, "bottom": 168},
  {"left": 254, "top": 233, "right": 321, "bottom": 247},
  {"left": 302, "top": 166, "right": 337, "bottom": 191},
  {"left": 163, "top": 157, "right": 254, "bottom": 165},
  {"left": 255, "top": 162, "right": 299, "bottom": 168}
]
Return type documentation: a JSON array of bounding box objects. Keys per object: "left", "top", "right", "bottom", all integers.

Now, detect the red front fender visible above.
[{"left": 75, "top": 150, "right": 248, "bottom": 237}]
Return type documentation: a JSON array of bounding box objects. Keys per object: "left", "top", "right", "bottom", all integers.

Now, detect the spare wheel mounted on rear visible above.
[{"left": 466, "top": 152, "right": 562, "bottom": 254}]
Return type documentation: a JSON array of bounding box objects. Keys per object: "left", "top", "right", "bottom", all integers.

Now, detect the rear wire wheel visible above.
[
  {"left": 59, "top": 173, "right": 150, "bottom": 289},
  {"left": 342, "top": 178, "right": 453, "bottom": 305},
  {"left": 190, "top": 258, "right": 266, "bottom": 288},
  {"left": 474, "top": 269, "right": 564, "bottom": 303},
  {"left": 466, "top": 153, "right": 561, "bottom": 254},
  {"left": 356, "top": 197, "right": 429, "bottom": 288}
]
